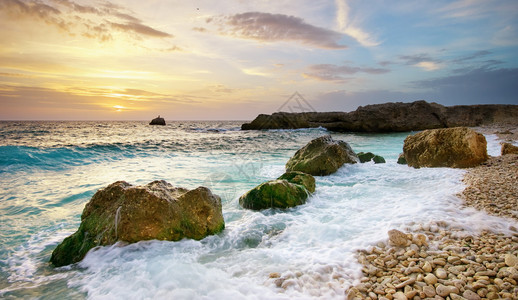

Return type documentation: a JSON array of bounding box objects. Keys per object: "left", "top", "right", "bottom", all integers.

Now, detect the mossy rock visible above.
[
  {"left": 277, "top": 171, "right": 315, "bottom": 193},
  {"left": 286, "top": 135, "right": 358, "bottom": 176},
  {"left": 397, "top": 153, "right": 407, "bottom": 165},
  {"left": 50, "top": 180, "right": 224, "bottom": 267},
  {"left": 373, "top": 155, "right": 386, "bottom": 164},
  {"left": 357, "top": 152, "right": 375, "bottom": 163},
  {"left": 358, "top": 152, "right": 385, "bottom": 164},
  {"left": 239, "top": 179, "right": 310, "bottom": 210}
]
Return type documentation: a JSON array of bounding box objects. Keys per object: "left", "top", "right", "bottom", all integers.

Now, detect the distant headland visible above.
[{"left": 241, "top": 100, "right": 518, "bottom": 132}]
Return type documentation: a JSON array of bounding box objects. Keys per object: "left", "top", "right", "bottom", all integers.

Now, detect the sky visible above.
[{"left": 0, "top": 0, "right": 517, "bottom": 120}]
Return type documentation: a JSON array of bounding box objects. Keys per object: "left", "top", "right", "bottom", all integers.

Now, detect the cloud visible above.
[
  {"left": 110, "top": 22, "right": 172, "bottom": 38},
  {"left": 213, "top": 12, "right": 347, "bottom": 49},
  {"left": 192, "top": 27, "right": 207, "bottom": 33},
  {"left": 314, "top": 66, "right": 518, "bottom": 112},
  {"left": 303, "top": 63, "right": 389, "bottom": 83},
  {"left": 452, "top": 50, "right": 491, "bottom": 63},
  {"left": 399, "top": 54, "right": 443, "bottom": 71},
  {"left": 412, "top": 67, "right": 518, "bottom": 105},
  {"left": 0, "top": 0, "right": 173, "bottom": 41},
  {"left": 335, "top": 0, "right": 379, "bottom": 47},
  {"left": 436, "top": 0, "right": 518, "bottom": 20}
]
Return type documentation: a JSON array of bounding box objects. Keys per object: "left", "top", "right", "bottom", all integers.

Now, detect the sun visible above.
[{"left": 113, "top": 105, "right": 125, "bottom": 112}]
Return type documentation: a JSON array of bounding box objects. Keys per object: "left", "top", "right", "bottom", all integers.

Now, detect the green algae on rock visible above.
[
  {"left": 286, "top": 135, "right": 358, "bottom": 176},
  {"left": 50, "top": 180, "right": 224, "bottom": 267},
  {"left": 357, "top": 152, "right": 386, "bottom": 164},
  {"left": 239, "top": 172, "right": 315, "bottom": 210},
  {"left": 277, "top": 171, "right": 316, "bottom": 193}
]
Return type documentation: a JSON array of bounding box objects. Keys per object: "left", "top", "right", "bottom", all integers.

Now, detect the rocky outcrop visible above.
[
  {"left": 286, "top": 135, "right": 358, "bottom": 176},
  {"left": 239, "top": 172, "right": 315, "bottom": 210},
  {"left": 149, "top": 116, "right": 166, "bottom": 125},
  {"left": 50, "top": 180, "right": 224, "bottom": 267},
  {"left": 501, "top": 142, "right": 518, "bottom": 155},
  {"left": 357, "top": 152, "right": 386, "bottom": 164},
  {"left": 403, "top": 127, "right": 488, "bottom": 168},
  {"left": 241, "top": 101, "right": 518, "bottom": 132}
]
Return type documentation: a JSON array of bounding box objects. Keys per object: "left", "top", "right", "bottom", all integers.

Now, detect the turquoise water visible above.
[{"left": 0, "top": 121, "right": 514, "bottom": 299}]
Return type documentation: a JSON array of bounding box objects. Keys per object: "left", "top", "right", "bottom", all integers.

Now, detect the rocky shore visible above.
[
  {"left": 346, "top": 127, "right": 518, "bottom": 300},
  {"left": 241, "top": 101, "right": 518, "bottom": 132}
]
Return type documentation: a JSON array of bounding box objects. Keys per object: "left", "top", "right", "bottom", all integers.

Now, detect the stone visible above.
[
  {"left": 357, "top": 152, "right": 386, "bottom": 164},
  {"left": 501, "top": 142, "right": 518, "bottom": 155},
  {"left": 269, "top": 272, "right": 281, "bottom": 278},
  {"left": 50, "top": 180, "right": 224, "bottom": 267},
  {"left": 504, "top": 253, "right": 518, "bottom": 267},
  {"left": 435, "top": 268, "right": 448, "bottom": 279},
  {"left": 422, "top": 261, "right": 432, "bottom": 273},
  {"left": 395, "top": 278, "right": 415, "bottom": 289},
  {"left": 149, "top": 116, "right": 166, "bottom": 125},
  {"left": 423, "top": 285, "right": 436, "bottom": 297},
  {"left": 403, "top": 127, "right": 488, "bottom": 168},
  {"left": 424, "top": 273, "right": 438, "bottom": 285},
  {"left": 239, "top": 179, "right": 310, "bottom": 210},
  {"left": 397, "top": 153, "right": 407, "bottom": 165},
  {"left": 373, "top": 155, "right": 386, "bottom": 164},
  {"left": 393, "top": 291, "right": 407, "bottom": 300},
  {"left": 285, "top": 135, "right": 358, "bottom": 176},
  {"left": 277, "top": 171, "right": 316, "bottom": 193},
  {"left": 357, "top": 152, "right": 375, "bottom": 163},
  {"left": 436, "top": 284, "right": 459, "bottom": 297},
  {"left": 462, "top": 290, "right": 481, "bottom": 300},
  {"left": 388, "top": 229, "right": 410, "bottom": 247}
]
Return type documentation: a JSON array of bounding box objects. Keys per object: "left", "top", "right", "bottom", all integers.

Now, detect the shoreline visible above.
[{"left": 346, "top": 126, "right": 518, "bottom": 300}]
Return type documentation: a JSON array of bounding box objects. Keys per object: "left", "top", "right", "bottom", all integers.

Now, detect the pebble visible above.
[
  {"left": 345, "top": 135, "right": 518, "bottom": 300},
  {"left": 423, "top": 285, "right": 436, "bottom": 297},
  {"left": 422, "top": 261, "right": 432, "bottom": 273},
  {"left": 392, "top": 291, "right": 407, "bottom": 300},
  {"left": 424, "top": 273, "right": 437, "bottom": 285},
  {"left": 504, "top": 253, "right": 518, "bottom": 267},
  {"left": 462, "top": 289, "right": 481, "bottom": 300},
  {"left": 435, "top": 268, "right": 447, "bottom": 279}
]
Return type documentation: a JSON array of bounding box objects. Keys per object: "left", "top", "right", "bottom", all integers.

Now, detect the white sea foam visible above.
[
  {"left": 485, "top": 134, "right": 502, "bottom": 156},
  {"left": 71, "top": 159, "right": 518, "bottom": 299}
]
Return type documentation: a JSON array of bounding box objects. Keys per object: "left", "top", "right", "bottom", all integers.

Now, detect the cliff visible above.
[{"left": 241, "top": 101, "right": 518, "bottom": 132}]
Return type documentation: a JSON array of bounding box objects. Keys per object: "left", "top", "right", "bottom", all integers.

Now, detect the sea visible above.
[{"left": 0, "top": 121, "right": 516, "bottom": 299}]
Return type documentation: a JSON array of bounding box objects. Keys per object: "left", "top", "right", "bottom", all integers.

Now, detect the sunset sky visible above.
[{"left": 1, "top": 0, "right": 517, "bottom": 120}]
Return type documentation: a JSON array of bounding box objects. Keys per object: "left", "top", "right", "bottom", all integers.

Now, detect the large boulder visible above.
[
  {"left": 286, "top": 135, "right": 358, "bottom": 176},
  {"left": 239, "top": 172, "right": 315, "bottom": 210},
  {"left": 403, "top": 127, "right": 488, "bottom": 168},
  {"left": 50, "top": 180, "right": 224, "bottom": 267}
]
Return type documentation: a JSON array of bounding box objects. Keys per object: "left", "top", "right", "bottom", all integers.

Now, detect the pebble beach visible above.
[{"left": 347, "top": 126, "right": 518, "bottom": 300}]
